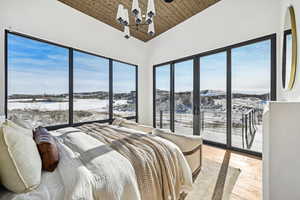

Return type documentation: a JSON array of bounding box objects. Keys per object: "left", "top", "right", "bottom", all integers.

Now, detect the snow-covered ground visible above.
[
  {"left": 7, "top": 98, "right": 135, "bottom": 127},
  {"left": 8, "top": 99, "right": 131, "bottom": 111},
  {"left": 156, "top": 108, "right": 263, "bottom": 152}
]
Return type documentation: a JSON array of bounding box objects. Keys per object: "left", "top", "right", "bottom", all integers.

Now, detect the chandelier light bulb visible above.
[
  {"left": 116, "top": 4, "right": 125, "bottom": 24},
  {"left": 132, "top": 0, "right": 140, "bottom": 17},
  {"left": 124, "top": 26, "right": 130, "bottom": 39},
  {"left": 116, "top": 0, "right": 156, "bottom": 39},
  {"left": 135, "top": 8, "right": 142, "bottom": 24},
  {"left": 148, "top": 20, "right": 155, "bottom": 36},
  {"left": 146, "top": 16, "right": 153, "bottom": 25},
  {"left": 123, "top": 8, "right": 129, "bottom": 26},
  {"left": 147, "top": 0, "right": 156, "bottom": 18}
]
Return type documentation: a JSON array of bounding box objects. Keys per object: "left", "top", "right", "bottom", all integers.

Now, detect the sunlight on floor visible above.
[{"left": 202, "top": 145, "right": 262, "bottom": 200}]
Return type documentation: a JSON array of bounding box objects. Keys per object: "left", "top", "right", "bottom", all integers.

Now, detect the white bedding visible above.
[
  {"left": 0, "top": 126, "right": 193, "bottom": 200},
  {"left": 0, "top": 168, "right": 64, "bottom": 200}
]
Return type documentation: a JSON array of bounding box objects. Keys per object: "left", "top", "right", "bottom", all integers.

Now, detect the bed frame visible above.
[
  {"left": 79, "top": 121, "right": 203, "bottom": 200},
  {"left": 179, "top": 144, "right": 202, "bottom": 200}
]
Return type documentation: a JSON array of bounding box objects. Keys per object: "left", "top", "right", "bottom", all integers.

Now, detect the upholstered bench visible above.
[
  {"left": 153, "top": 129, "right": 202, "bottom": 180},
  {"left": 112, "top": 118, "right": 203, "bottom": 179}
]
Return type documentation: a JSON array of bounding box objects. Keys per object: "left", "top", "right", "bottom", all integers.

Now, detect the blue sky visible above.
[
  {"left": 156, "top": 65, "right": 170, "bottom": 91},
  {"left": 113, "top": 61, "right": 136, "bottom": 93},
  {"left": 232, "top": 40, "right": 271, "bottom": 94},
  {"left": 156, "top": 40, "right": 271, "bottom": 94},
  {"left": 8, "top": 34, "right": 69, "bottom": 95},
  {"left": 200, "top": 52, "right": 226, "bottom": 92},
  {"left": 8, "top": 33, "right": 271, "bottom": 95},
  {"left": 175, "top": 60, "right": 193, "bottom": 92},
  {"left": 74, "top": 51, "right": 109, "bottom": 93},
  {"left": 8, "top": 34, "right": 135, "bottom": 95}
]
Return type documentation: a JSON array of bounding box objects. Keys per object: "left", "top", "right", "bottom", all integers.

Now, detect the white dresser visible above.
[{"left": 263, "top": 102, "right": 300, "bottom": 200}]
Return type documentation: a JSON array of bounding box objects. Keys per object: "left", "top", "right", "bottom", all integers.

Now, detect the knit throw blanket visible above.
[{"left": 77, "top": 123, "right": 187, "bottom": 200}]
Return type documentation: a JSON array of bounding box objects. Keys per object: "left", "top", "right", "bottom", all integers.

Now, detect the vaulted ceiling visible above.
[{"left": 58, "top": 0, "right": 222, "bottom": 42}]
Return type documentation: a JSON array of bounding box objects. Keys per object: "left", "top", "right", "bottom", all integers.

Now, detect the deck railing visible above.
[
  {"left": 158, "top": 108, "right": 258, "bottom": 150},
  {"left": 241, "top": 109, "right": 258, "bottom": 149}
]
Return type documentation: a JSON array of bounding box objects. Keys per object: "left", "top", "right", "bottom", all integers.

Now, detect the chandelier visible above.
[{"left": 116, "top": 0, "right": 156, "bottom": 39}]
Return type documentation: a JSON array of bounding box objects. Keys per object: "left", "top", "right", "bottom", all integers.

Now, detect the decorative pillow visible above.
[
  {"left": 5, "top": 119, "right": 33, "bottom": 137},
  {"left": 8, "top": 115, "right": 34, "bottom": 130},
  {"left": 112, "top": 118, "right": 154, "bottom": 133},
  {"left": 33, "top": 127, "right": 59, "bottom": 172},
  {"left": 0, "top": 121, "right": 41, "bottom": 193}
]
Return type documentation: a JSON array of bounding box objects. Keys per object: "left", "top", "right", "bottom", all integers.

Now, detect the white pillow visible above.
[
  {"left": 5, "top": 120, "right": 33, "bottom": 137},
  {"left": 0, "top": 121, "right": 41, "bottom": 193},
  {"left": 8, "top": 115, "right": 34, "bottom": 129}
]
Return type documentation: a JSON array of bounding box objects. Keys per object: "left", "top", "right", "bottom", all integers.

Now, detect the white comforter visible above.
[{"left": 0, "top": 126, "right": 193, "bottom": 200}]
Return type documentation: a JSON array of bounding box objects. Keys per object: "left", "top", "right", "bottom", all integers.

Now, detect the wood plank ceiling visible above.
[{"left": 58, "top": 0, "right": 222, "bottom": 42}]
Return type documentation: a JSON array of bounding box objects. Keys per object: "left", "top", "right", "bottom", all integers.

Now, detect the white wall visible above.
[
  {"left": 262, "top": 2, "right": 300, "bottom": 199},
  {"left": 263, "top": 102, "right": 300, "bottom": 200},
  {"left": 0, "top": 0, "right": 148, "bottom": 119},
  {"left": 0, "top": 0, "right": 285, "bottom": 126},
  {"left": 277, "top": 0, "right": 300, "bottom": 101},
  {"left": 140, "top": 0, "right": 281, "bottom": 125}
]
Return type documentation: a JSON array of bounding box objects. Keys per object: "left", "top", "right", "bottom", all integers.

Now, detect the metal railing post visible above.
[
  {"left": 242, "top": 114, "right": 245, "bottom": 149},
  {"left": 160, "top": 110, "right": 163, "bottom": 129},
  {"left": 201, "top": 111, "right": 204, "bottom": 131}
]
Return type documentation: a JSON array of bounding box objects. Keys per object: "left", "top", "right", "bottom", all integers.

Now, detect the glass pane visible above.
[
  {"left": 73, "top": 51, "right": 109, "bottom": 123},
  {"left": 200, "top": 52, "right": 227, "bottom": 144},
  {"left": 113, "top": 61, "right": 136, "bottom": 118},
  {"left": 7, "top": 34, "right": 69, "bottom": 127},
  {"left": 155, "top": 65, "right": 170, "bottom": 129},
  {"left": 174, "top": 60, "right": 193, "bottom": 135},
  {"left": 285, "top": 33, "right": 292, "bottom": 87},
  {"left": 232, "top": 40, "right": 271, "bottom": 152}
]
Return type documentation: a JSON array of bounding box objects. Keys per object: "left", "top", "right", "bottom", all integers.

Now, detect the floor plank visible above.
[{"left": 202, "top": 145, "right": 262, "bottom": 200}]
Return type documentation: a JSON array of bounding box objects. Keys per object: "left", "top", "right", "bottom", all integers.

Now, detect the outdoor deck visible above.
[{"left": 174, "top": 125, "right": 262, "bottom": 153}]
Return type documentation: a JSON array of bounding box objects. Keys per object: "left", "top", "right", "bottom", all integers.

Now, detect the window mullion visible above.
[
  {"left": 135, "top": 66, "right": 138, "bottom": 122},
  {"left": 109, "top": 59, "right": 113, "bottom": 124},
  {"left": 170, "top": 63, "right": 175, "bottom": 132},
  {"left": 69, "top": 48, "right": 74, "bottom": 125},
  {"left": 226, "top": 49, "right": 232, "bottom": 148}
]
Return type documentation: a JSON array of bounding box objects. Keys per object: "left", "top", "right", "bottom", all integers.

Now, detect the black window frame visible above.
[
  {"left": 282, "top": 29, "right": 292, "bottom": 89},
  {"left": 153, "top": 63, "right": 172, "bottom": 130},
  {"left": 112, "top": 60, "right": 138, "bottom": 120},
  {"left": 153, "top": 34, "right": 277, "bottom": 157},
  {"left": 4, "top": 30, "right": 138, "bottom": 130}
]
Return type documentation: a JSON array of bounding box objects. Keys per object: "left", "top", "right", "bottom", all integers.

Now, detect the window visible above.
[
  {"left": 153, "top": 34, "right": 276, "bottom": 156},
  {"left": 7, "top": 33, "right": 69, "bottom": 127},
  {"left": 200, "top": 52, "right": 227, "bottom": 144},
  {"left": 232, "top": 40, "right": 271, "bottom": 152},
  {"left": 174, "top": 60, "right": 193, "bottom": 135},
  {"left": 154, "top": 65, "right": 171, "bottom": 129},
  {"left": 6, "top": 31, "right": 138, "bottom": 128},
  {"left": 113, "top": 61, "right": 137, "bottom": 118},
  {"left": 73, "top": 51, "right": 109, "bottom": 123}
]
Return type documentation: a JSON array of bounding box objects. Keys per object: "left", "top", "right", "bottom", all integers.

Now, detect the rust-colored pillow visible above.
[{"left": 33, "top": 127, "right": 59, "bottom": 172}]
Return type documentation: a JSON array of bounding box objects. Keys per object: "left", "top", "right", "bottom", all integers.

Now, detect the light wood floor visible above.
[{"left": 202, "top": 145, "right": 262, "bottom": 200}]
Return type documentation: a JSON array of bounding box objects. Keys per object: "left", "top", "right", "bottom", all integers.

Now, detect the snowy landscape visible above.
[
  {"left": 8, "top": 88, "right": 266, "bottom": 152},
  {"left": 156, "top": 89, "right": 269, "bottom": 152},
  {"left": 8, "top": 91, "right": 136, "bottom": 127}
]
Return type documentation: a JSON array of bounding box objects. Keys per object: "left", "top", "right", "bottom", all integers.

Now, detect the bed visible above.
[{"left": 0, "top": 119, "right": 203, "bottom": 200}]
